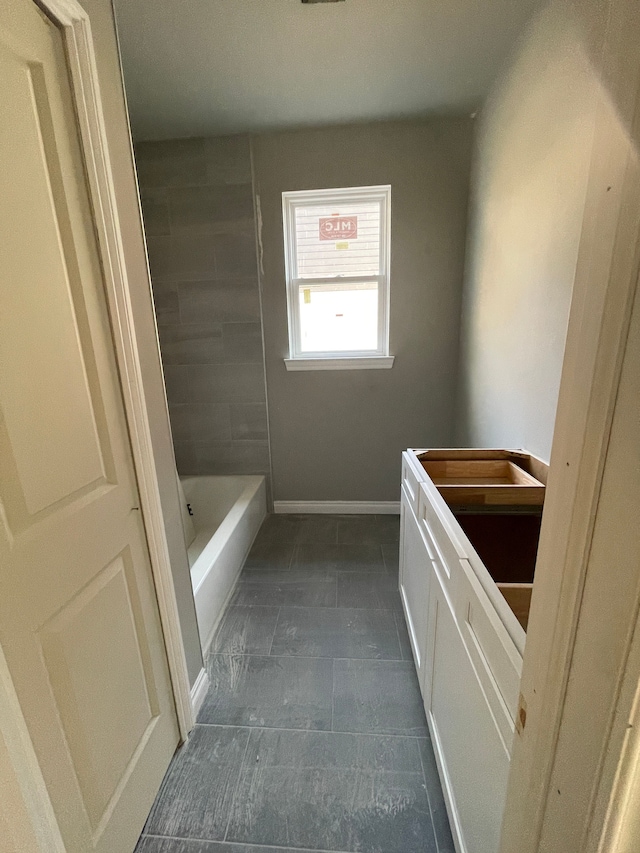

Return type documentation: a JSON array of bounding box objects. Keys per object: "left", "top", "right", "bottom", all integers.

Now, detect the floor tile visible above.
[
  {"left": 295, "top": 515, "right": 339, "bottom": 544},
  {"left": 226, "top": 728, "right": 435, "bottom": 853},
  {"left": 209, "top": 606, "right": 280, "bottom": 656},
  {"left": 242, "top": 560, "right": 337, "bottom": 583},
  {"left": 394, "top": 611, "right": 415, "bottom": 661},
  {"left": 382, "top": 543, "right": 400, "bottom": 574},
  {"left": 243, "top": 538, "right": 295, "bottom": 572},
  {"left": 271, "top": 607, "right": 402, "bottom": 660},
  {"left": 137, "top": 838, "right": 313, "bottom": 853},
  {"left": 337, "top": 515, "right": 400, "bottom": 546},
  {"left": 140, "top": 513, "right": 453, "bottom": 853},
  {"left": 333, "top": 659, "right": 428, "bottom": 736},
  {"left": 252, "top": 514, "right": 302, "bottom": 545},
  {"left": 293, "top": 543, "right": 387, "bottom": 573},
  {"left": 232, "top": 577, "right": 336, "bottom": 608},
  {"left": 144, "top": 726, "right": 249, "bottom": 841},
  {"left": 199, "top": 655, "right": 333, "bottom": 730},
  {"left": 419, "top": 738, "right": 457, "bottom": 853},
  {"left": 337, "top": 572, "right": 403, "bottom": 610}
]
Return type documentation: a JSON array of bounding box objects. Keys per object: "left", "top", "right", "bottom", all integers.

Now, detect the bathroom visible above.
[
  {"left": 134, "top": 120, "right": 473, "bottom": 663},
  {"left": 116, "top": 1, "right": 638, "bottom": 852},
  {"left": 2, "top": 1, "right": 639, "bottom": 852}
]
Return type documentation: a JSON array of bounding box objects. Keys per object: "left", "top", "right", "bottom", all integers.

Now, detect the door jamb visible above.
[
  {"left": 498, "top": 5, "right": 640, "bottom": 848},
  {"left": 35, "top": 0, "right": 194, "bottom": 739}
]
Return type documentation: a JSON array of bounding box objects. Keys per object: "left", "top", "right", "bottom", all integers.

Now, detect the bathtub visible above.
[{"left": 180, "top": 475, "right": 267, "bottom": 654}]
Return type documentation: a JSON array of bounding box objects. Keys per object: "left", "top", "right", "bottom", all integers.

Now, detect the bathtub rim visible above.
[
  {"left": 180, "top": 474, "right": 265, "bottom": 593},
  {"left": 180, "top": 474, "right": 267, "bottom": 656}
]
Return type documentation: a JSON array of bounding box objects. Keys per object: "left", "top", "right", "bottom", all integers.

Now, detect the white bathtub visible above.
[{"left": 180, "top": 475, "right": 267, "bottom": 654}]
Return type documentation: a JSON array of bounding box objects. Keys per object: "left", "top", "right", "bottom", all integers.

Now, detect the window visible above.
[{"left": 282, "top": 186, "right": 393, "bottom": 370}]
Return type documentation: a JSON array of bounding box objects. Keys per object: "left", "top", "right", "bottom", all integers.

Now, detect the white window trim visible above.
[
  {"left": 282, "top": 185, "right": 392, "bottom": 368},
  {"left": 284, "top": 356, "right": 395, "bottom": 371}
]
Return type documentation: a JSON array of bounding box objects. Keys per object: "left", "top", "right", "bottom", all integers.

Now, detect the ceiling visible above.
[{"left": 114, "top": 0, "right": 541, "bottom": 141}]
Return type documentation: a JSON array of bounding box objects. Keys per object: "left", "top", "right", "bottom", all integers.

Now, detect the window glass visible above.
[
  {"left": 282, "top": 186, "right": 390, "bottom": 360},
  {"left": 294, "top": 201, "right": 382, "bottom": 278},
  {"left": 298, "top": 282, "right": 378, "bottom": 352}
]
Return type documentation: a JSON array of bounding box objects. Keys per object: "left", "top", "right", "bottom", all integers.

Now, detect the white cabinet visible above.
[
  {"left": 399, "top": 492, "right": 430, "bottom": 687},
  {"left": 399, "top": 449, "right": 546, "bottom": 853}
]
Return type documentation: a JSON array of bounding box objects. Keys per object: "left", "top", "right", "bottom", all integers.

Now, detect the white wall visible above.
[
  {"left": 455, "top": 2, "right": 600, "bottom": 462},
  {"left": 253, "top": 119, "right": 473, "bottom": 501}
]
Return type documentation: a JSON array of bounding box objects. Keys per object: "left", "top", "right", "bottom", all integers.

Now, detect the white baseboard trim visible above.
[
  {"left": 190, "top": 668, "right": 210, "bottom": 719},
  {"left": 273, "top": 501, "right": 400, "bottom": 515}
]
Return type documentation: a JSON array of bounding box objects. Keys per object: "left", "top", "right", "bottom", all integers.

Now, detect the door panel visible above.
[
  {"left": 0, "top": 2, "right": 180, "bottom": 851},
  {"left": 38, "top": 549, "right": 158, "bottom": 830},
  {"left": 0, "top": 50, "right": 110, "bottom": 518}
]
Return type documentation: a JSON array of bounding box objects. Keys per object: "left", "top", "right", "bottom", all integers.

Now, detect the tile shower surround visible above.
[{"left": 135, "top": 135, "right": 270, "bottom": 480}]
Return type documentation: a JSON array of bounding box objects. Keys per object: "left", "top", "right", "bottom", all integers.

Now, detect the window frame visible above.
[{"left": 282, "top": 185, "right": 392, "bottom": 368}]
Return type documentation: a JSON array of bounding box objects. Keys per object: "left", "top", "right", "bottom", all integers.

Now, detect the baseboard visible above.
[
  {"left": 190, "top": 668, "right": 210, "bottom": 719},
  {"left": 273, "top": 501, "right": 400, "bottom": 515}
]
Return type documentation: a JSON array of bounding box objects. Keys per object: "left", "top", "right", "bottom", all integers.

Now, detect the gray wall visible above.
[
  {"left": 135, "top": 136, "right": 270, "bottom": 483},
  {"left": 83, "top": 0, "right": 203, "bottom": 685},
  {"left": 455, "top": 2, "right": 600, "bottom": 462},
  {"left": 252, "top": 119, "right": 473, "bottom": 502}
]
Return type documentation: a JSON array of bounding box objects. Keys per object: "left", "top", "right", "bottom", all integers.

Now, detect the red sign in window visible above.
[{"left": 319, "top": 215, "right": 358, "bottom": 241}]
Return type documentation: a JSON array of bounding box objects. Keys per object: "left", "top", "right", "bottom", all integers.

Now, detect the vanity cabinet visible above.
[
  {"left": 399, "top": 470, "right": 430, "bottom": 687},
  {"left": 399, "top": 449, "right": 546, "bottom": 853}
]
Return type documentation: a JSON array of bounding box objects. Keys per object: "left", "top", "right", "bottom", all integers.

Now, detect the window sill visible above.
[{"left": 284, "top": 356, "right": 395, "bottom": 372}]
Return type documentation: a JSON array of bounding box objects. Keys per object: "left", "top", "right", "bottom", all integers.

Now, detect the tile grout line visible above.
[
  {"left": 416, "top": 736, "right": 443, "bottom": 853},
  {"left": 331, "top": 657, "right": 335, "bottom": 732},
  {"left": 222, "top": 727, "right": 253, "bottom": 843},
  {"left": 393, "top": 611, "right": 406, "bottom": 661},
  {"left": 194, "top": 721, "right": 430, "bottom": 739},
  {"left": 208, "top": 651, "right": 404, "bottom": 663},
  {"left": 142, "top": 831, "right": 361, "bottom": 853},
  {"left": 267, "top": 606, "right": 281, "bottom": 656}
]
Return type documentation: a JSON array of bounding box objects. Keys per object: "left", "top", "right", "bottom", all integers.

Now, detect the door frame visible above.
[
  {"left": 32, "top": 0, "right": 194, "bottom": 740},
  {"left": 499, "top": 1, "right": 640, "bottom": 848},
  {"left": 1, "top": 0, "right": 193, "bottom": 847}
]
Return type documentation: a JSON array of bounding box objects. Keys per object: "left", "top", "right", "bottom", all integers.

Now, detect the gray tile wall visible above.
[{"left": 135, "top": 136, "right": 270, "bottom": 481}]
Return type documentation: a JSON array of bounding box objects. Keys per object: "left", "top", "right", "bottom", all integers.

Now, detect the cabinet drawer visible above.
[
  {"left": 416, "top": 497, "right": 451, "bottom": 592},
  {"left": 401, "top": 451, "right": 422, "bottom": 515},
  {"left": 459, "top": 558, "right": 522, "bottom": 734},
  {"left": 416, "top": 484, "right": 464, "bottom": 588}
]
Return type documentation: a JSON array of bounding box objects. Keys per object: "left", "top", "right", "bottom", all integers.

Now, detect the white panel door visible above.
[{"left": 0, "top": 2, "right": 180, "bottom": 851}]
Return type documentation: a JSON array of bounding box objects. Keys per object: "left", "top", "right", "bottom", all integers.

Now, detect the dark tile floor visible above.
[{"left": 137, "top": 514, "right": 455, "bottom": 853}]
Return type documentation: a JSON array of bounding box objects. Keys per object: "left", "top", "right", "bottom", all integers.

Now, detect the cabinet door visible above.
[
  {"left": 399, "top": 494, "right": 431, "bottom": 688},
  {"left": 425, "top": 561, "right": 514, "bottom": 853}
]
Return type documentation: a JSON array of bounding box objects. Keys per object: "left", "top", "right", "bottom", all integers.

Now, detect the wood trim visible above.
[
  {"left": 284, "top": 356, "right": 395, "bottom": 371},
  {"left": 413, "top": 448, "right": 550, "bottom": 486},
  {"left": 37, "top": 0, "right": 193, "bottom": 738},
  {"left": 586, "top": 601, "right": 640, "bottom": 853},
  {"left": 499, "top": 5, "right": 640, "bottom": 849},
  {"left": 189, "top": 668, "right": 210, "bottom": 720},
  {"left": 497, "top": 584, "right": 533, "bottom": 632}
]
